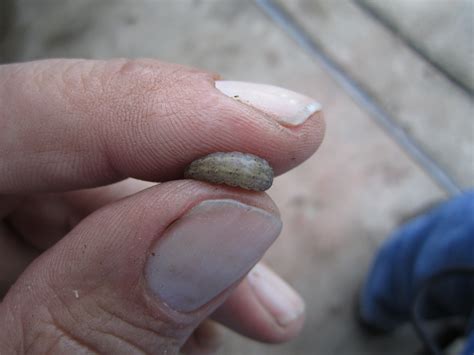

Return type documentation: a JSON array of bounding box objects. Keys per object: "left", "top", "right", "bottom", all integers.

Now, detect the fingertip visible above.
[
  {"left": 247, "top": 264, "right": 305, "bottom": 331},
  {"left": 212, "top": 263, "right": 306, "bottom": 344},
  {"left": 0, "top": 181, "right": 283, "bottom": 353},
  {"left": 211, "top": 81, "right": 326, "bottom": 175}
]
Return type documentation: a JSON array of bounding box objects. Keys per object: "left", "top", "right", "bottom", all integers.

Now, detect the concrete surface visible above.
[
  {"left": 1, "top": 0, "right": 470, "bottom": 354},
  {"left": 282, "top": 0, "right": 474, "bottom": 190},
  {"left": 359, "top": 0, "right": 474, "bottom": 92}
]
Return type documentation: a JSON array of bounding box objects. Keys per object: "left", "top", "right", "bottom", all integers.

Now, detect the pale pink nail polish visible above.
[
  {"left": 145, "top": 199, "right": 282, "bottom": 312},
  {"left": 215, "top": 80, "right": 321, "bottom": 126}
]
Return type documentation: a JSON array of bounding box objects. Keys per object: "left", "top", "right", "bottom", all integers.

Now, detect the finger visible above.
[
  {"left": 0, "top": 59, "right": 324, "bottom": 193},
  {"left": 212, "top": 263, "right": 305, "bottom": 343},
  {"left": 1, "top": 180, "right": 154, "bottom": 297},
  {"left": 7, "top": 179, "right": 155, "bottom": 250},
  {"left": 3, "top": 182, "right": 306, "bottom": 344},
  {"left": 5, "top": 181, "right": 306, "bottom": 344},
  {"left": 0, "top": 181, "right": 282, "bottom": 353}
]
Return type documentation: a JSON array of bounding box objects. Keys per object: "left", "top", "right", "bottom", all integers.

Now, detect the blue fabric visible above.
[
  {"left": 359, "top": 190, "right": 474, "bottom": 352},
  {"left": 463, "top": 332, "right": 474, "bottom": 355}
]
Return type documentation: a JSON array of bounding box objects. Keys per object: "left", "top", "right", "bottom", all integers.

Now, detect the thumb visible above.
[{"left": 0, "top": 181, "right": 281, "bottom": 354}]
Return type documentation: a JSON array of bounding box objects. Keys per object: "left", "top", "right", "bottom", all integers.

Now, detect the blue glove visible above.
[{"left": 359, "top": 190, "right": 474, "bottom": 354}]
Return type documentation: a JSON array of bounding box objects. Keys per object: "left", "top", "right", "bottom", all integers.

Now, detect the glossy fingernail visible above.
[
  {"left": 145, "top": 199, "right": 282, "bottom": 312},
  {"left": 248, "top": 263, "right": 305, "bottom": 327},
  {"left": 215, "top": 80, "right": 321, "bottom": 126}
]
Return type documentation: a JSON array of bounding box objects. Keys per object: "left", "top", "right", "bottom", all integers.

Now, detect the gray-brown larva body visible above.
[{"left": 184, "top": 152, "right": 274, "bottom": 191}]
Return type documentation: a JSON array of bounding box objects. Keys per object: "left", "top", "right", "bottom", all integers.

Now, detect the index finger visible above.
[{"left": 0, "top": 59, "right": 324, "bottom": 193}]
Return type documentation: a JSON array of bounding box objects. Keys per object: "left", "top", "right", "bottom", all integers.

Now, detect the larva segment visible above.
[{"left": 184, "top": 152, "right": 274, "bottom": 191}]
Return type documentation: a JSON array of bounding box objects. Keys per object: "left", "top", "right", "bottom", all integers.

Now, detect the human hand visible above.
[{"left": 0, "top": 59, "right": 324, "bottom": 354}]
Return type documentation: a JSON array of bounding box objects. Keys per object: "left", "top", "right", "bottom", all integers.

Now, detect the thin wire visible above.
[{"left": 254, "top": 0, "right": 462, "bottom": 197}]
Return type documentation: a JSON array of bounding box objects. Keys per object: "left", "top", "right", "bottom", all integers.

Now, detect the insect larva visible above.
[{"left": 184, "top": 152, "right": 274, "bottom": 191}]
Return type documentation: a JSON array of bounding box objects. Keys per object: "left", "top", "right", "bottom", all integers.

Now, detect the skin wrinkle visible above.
[
  {"left": 61, "top": 60, "right": 102, "bottom": 111},
  {"left": 43, "top": 283, "right": 84, "bottom": 326},
  {"left": 45, "top": 269, "right": 184, "bottom": 353},
  {"left": 155, "top": 110, "right": 191, "bottom": 162},
  {"left": 169, "top": 92, "right": 215, "bottom": 158},
  {"left": 94, "top": 303, "right": 180, "bottom": 353},
  {"left": 100, "top": 120, "right": 137, "bottom": 183},
  {"left": 130, "top": 119, "right": 171, "bottom": 172},
  {"left": 24, "top": 284, "right": 149, "bottom": 354},
  {"left": 58, "top": 62, "right": 118, "bottom": 125},
  {"left": 4, "top": 67, "right": 108, "bottom": 191},
  {"left": 42, "top": 318, "right": 101, "bottom": 355},
  {"left": 138, "top": 75, "right": 215, "bottom": 167},
  {"left": 95, "top": 303, "right": 173, "bottom": 342},
  {"left": 91, "top": 329, "right": 148, "bottom": 355},
  {"left": 138, "top": 279, "right": 203, "bottom": 341},
  {"left": 98, "top": 140, "right": 128, "bottom": 188},
  {"left": 21, "top": 303, "right": 97, "bottom": 354},
  {"left": 24, "top": 323, "right": 55, "bottom": 355},
  {"left": 44, "top": 334, "right": 67, "bottom": 355},
  {"left": 114, "top": 60, "right": 200, "bottom": 100},
  {"left": 96, "top": 62, "right": 211, "bottom": 177},
  {"left": 48, "top": 317, "right": 99, "bottom": 355},
  {"left": 82, "top": 136, "right": 123, "bottom": 187},
  {"left": 24, "top": 330, "right": 43, "bottom": 354},
  {"left": 63, "top": 63, "right": 126, "bottom": 183},
  {"left": 0, "top": 303, "right": 24, "bottom": 353},
  {"left": 97, "top": 63, "right": 176, "bottom": 178}
]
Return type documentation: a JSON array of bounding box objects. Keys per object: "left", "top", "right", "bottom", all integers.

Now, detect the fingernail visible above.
[
  {"left": 215, "top": 80, "right": 321, "bottom": 126},
  {"left": 145, "top": 199, "right": 282, "bottom": 312},
  {"left": 248, "top": 264, "right": 305, "bottom": 327}
]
